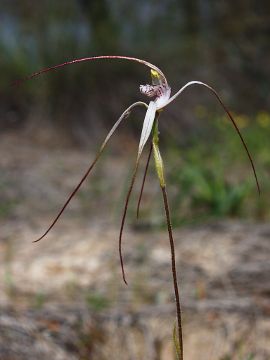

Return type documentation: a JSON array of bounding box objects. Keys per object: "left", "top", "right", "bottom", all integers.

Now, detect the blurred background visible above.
[{"left": 0, "top": 1, "right": 270, "bottom": 359}]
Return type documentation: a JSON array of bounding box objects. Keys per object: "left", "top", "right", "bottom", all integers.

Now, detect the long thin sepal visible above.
[
  {"left": 162, "top": 81, "right": 260, "bottom": 194},
  {"left": 119, "top": 161, "right": 140, "bottom": 285},
  {"left": 137, "top": 101, "right": 157, "bottom": 159},
  {"left": 33, "top": 101, "right": 147, "bottom": 243},
  {"left": 119, "top": 103, "right": 157, "bottom": 284},
  {"left": 13, "top": 56, "right": 168, "bottom": 87},
  {"left": 136, "top": 144, "right": 152, "bottom": 219}
]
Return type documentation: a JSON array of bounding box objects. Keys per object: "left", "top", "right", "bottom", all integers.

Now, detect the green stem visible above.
[
  {"left": 161, "top": 185, "right": 183, "bottom": 360},
  {"left": 152, "top": 118, "right": 183, "bottom": 360}
]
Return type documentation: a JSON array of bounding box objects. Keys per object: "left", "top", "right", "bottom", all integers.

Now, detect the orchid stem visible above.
[
  {"left": 152, "top": 118, "right": 183, "bottom": 360},
  {"left": 161, "top": 185, "right": 183, "bottom": 360}
]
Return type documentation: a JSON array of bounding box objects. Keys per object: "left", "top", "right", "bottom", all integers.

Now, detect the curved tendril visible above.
[
  {"left": 33, "top": 101, "right": 148, "bottom": 243},
  {"left": 119, "top": 161, "right": 140, "bottom": 285},
  {"left": 162, "top": 81, "right": 260, "bottom": 194},
  {"left": 136, "top": 144, "right": 153, "bottom": 219},
  {"left": 13, "top": 55, "right": 168, "bottom": 87},
  {"left": 119, "top": 102, "right": 157, "bottom": 284}
]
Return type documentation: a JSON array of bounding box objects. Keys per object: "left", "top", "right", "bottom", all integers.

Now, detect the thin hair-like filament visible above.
[
  {"left": 161, "top": 81, "right": 260, "bottom": 194},
  {"left": 33, "top": 101, "right": 147, "bottom": 243},
  {"left": 13, "top": 55, "right": 168, "bottom": 87},
  {"left": 119, "top": 161, "right": 140, "bottom": 285},
  {"left": 119, "top": 103, "right": 157, "bottom": 284},
  {"left": 136, "top": 144, "right": 152, "bottom": 219}
]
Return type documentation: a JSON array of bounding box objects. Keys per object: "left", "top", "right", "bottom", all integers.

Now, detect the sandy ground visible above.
[{"left": 0, "top": 132, "right": 270, "bottom": 359}]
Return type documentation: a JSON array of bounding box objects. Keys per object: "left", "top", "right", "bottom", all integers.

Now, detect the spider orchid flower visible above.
[
  {"left": 119, "top": 68, "right": 260, "bottom": 288},
  {"left": 15, "top": 56, "right": 259, "bottom": 203},
  {"left": 15, "top": 55, "right": 260, "bottom": 360}
]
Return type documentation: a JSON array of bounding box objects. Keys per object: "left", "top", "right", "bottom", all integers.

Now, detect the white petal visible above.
[
  {"left": 155, "top": 86, "right": 171, "bottom": 109},
  {"left": 137, "top": 101, "right": 157, "bottom": 159}
]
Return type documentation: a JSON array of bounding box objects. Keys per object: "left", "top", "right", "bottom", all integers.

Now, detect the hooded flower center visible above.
[{"left": 140, "top": 84, "right": 171, "bottom": 109}]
